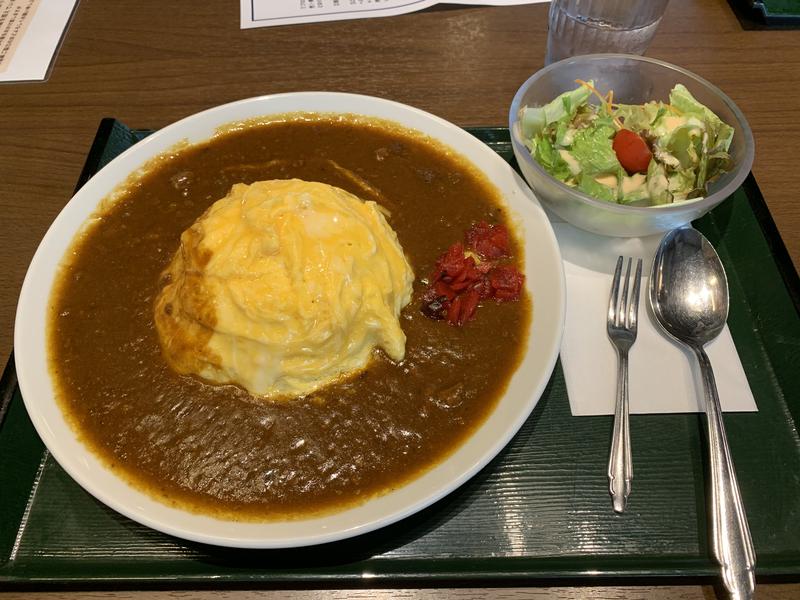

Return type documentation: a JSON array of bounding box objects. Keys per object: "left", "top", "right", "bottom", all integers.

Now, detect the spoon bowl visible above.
[
  {"left": 650, "top": 228, "right": 729, "bottom": 348},
  {"left": 650, "top": 227, "right": 756, "bottom": 600}
]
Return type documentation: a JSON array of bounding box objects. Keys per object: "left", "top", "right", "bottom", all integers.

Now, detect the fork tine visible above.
[
  {"left": 628, "top": 258, "right": 643, "bottom": 331},
  {"left": 617, "top": 258, "right": 632, "bottom": 327},
  {"left": 609, "top": 256, "right": 623, "bottom": 325}
]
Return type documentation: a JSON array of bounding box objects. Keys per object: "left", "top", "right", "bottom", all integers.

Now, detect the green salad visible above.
[{"left": 520, "top": 80, "right": 735, "bottom": 206}]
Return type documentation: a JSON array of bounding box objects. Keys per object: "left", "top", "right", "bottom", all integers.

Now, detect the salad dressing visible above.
[{"left": 621, "top": 173, "right": 647, "bottom": 195}]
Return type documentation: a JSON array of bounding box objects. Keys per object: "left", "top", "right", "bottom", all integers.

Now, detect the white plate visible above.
[{"left": 14, "top": 92, "right": 566, "bottom": 549}]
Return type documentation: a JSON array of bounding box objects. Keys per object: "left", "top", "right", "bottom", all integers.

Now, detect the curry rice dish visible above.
[{"left": 48, "top": 115, "right": 531, "bottom": 521}]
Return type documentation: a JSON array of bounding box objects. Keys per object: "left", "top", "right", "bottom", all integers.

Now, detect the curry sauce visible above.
[{"left": 48, "top": 116, "right": 531, "bottom": 520}]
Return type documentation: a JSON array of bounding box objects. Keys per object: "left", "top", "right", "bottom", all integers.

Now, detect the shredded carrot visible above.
[
  {"left": 575, "top": 79, "right": 623, "bottom": 130},
  {"left": 665, "top": 103, "right": 683, "bottom": 116},
  {"left": 575, "top": 79, "right": 608, "bottom": 108}
]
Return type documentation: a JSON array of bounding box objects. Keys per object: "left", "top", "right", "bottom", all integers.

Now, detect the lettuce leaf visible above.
[
  {"left": 569, "top": 117, "right": 620, "bottom": 176},
  {"left": 669, "top": 84, "right": 734, "bottom": 153},
  {"left": 668, "top": 167, "right": 697, "bottom": 201},
  {"left": 521, "top": 83, "right": 592, "bottom": 139},
  {"left": 530, "top": 134, "right": 572, "bottom": 182},
  {"left": 578, "top": 173, "right": 617, "bottom": 202},
  {"left": 646, "top": 160, "right": 673, "bottom": 205},
  {"left": 663, "top": 120, "right": 705, "bottom": 169},
  {"left": 614, "top": 101, "right": 666, "bottom": 134},
  {"left": 705, "top": 149, "right": 733, "bottom": 184}
]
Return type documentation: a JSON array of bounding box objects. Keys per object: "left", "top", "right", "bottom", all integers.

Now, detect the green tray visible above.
[
  {"left": 752, "top": 0, "right": 800, "bottom": 24},
  {"left": 2, "top": 120, "right": 799, "bottom": 588},
  {"left": 732, "top": 0, "right": 800, "bottom": 28}
]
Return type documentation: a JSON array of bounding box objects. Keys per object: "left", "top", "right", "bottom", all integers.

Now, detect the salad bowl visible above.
[{"left": 509, "top": 54, "right": 754, "bottom": 237}]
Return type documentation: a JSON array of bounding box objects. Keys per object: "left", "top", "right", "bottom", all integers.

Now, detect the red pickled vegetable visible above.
[
  {"left": 459, "top": 288, "right": 481, "bottom": 323},
  {"left": 487, "top": 265, "right": 525, "bottom": 301},
  {"left": 446, "top": 294, "right": 464, "bottom": 325},
  {"left": 421, "top": 222, "right": 525, "bottom": 326},
  {"left": 433, "top": 242, "right": 468, "bottom": 280},
  {"left": 465, "top": 221, "right": 510, "bottom": 259}
]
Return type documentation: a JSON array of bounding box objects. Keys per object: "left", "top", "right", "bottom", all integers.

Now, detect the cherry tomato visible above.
[{"left": 612, "top": 129, "right": 652, "bottom": 174}]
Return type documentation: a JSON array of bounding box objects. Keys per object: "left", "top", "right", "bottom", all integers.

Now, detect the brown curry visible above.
[{"left": 48, "top": 115, "right": 531, "bottom": 520}]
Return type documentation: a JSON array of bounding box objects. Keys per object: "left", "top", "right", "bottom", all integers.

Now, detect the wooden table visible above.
[{"left": 1, "top": 0, "right": 798, "bottom": 598}]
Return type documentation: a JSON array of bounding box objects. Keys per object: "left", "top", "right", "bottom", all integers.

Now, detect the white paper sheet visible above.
[
  {"left": 554, "top": 223, "right": 758, "bottom": 416},
  {"left": 0, "top": 0, "right": 78, "bottom": 83},
  {"left": 241, "top": 0, "right": 546, "bottom": 29}
]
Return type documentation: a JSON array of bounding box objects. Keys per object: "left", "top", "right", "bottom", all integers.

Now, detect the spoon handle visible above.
[
  {"left": 608, "top": 348, "right": 632, "bottom": 513},
  {"left": 695, "top": 346, "right": 756, "bottom": 600}
]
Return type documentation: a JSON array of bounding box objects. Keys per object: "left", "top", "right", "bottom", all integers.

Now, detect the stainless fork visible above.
[{"left": 607, "top": 256, "right": 643, "bottom": 514}]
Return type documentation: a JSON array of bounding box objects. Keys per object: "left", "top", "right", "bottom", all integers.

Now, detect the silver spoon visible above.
[{"left": 650, "top": 228, "right": 756, "bottom": 600}]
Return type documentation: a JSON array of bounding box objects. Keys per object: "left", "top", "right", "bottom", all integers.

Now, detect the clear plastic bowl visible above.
[{"left": 509, "top": 54, "right": 754, "bottom": 237}]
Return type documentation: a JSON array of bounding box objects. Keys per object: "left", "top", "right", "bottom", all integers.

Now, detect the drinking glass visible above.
[{"left": 545, "top": 0, "right": 670, "bottom": 65}]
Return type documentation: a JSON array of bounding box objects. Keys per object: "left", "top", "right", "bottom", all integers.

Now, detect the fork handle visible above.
[
  {"left": 695, "top": 345, "right": 756, "bottom": 600},
  {"left": 608, "top": 348, "right": 633, "bottom": 513}
]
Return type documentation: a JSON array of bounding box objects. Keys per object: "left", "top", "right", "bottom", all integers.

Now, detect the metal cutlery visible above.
[
  {"left": 650, "top": 228, "right": 755, "bottom": 600},
  {"left": 606, "top": 256, "right": 643, "bottom": 514}
]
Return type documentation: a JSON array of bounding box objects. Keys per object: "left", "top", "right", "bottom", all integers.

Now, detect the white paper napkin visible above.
[{"left": 553, "top": 223, "right": 758, "bottom": 416}]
